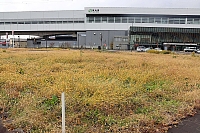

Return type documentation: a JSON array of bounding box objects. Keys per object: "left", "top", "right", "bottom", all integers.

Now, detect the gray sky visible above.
[{"left": 0, "top": 0, "right": 200, "bottom": 12}]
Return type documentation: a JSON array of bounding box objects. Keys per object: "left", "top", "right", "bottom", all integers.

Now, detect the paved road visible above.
[{"left": 168, "top": 110, "right": 200, "bottom": 133}]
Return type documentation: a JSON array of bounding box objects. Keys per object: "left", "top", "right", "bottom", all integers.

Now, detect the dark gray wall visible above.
[
  {"left": 27, "top": 30, "right": 128, "bottom": 49},
  {"left": 86, "top": 30, "right": 127, "bottom": 49},
  {"left": 77, "top": 32, "right": 86, "bottom": 48}
]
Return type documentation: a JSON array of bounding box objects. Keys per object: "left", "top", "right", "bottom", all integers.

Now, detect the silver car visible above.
[
  {"left": 137, "top": 46, "right": 146, "bottom": 52},
  {"left": 196, "top": 49, "right": 200, "bottom": 54}
]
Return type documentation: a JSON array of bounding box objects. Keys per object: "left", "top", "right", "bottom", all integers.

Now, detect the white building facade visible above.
[{"left": 0, "top": 7, "right": 200, "bottom": 49}]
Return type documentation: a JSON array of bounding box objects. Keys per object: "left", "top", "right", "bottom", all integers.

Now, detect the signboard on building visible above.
[{"left": 88, "top": 8, "right": 100, "bottom": 13}]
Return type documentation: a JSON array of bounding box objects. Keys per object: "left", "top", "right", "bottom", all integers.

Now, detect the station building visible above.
[{"left": 0, "top": 7, "right": 200, "bottom": 50}]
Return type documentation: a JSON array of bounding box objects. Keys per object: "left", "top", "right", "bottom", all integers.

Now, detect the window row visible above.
[
  {"left": 87, "top": 17, "right": 200, "bottom": 24},
  {"left": 114, "top": 37, "right": 129, "bottom": 42},
  {"left": 0, "top": 20, "right": 85, "bottom": 25},
  {"left": 130, "top": 27, "right": 200, "bottom": 33}
]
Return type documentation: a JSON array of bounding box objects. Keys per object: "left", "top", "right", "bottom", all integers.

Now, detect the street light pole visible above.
[
  {"left": 93, "top": 33, "right": 96, "bottom": 49},
  {"left": 100, "top": 33, "right": 102, "bottom": 50},
  {"left": 18, "top": 36, "right": 20, "bottom": 48},
  {"left": 46, "top": 36, "right": 47, "bottom": 49},
  {"left": 78, "top": 33, "right": 79, "bottom": 49}
]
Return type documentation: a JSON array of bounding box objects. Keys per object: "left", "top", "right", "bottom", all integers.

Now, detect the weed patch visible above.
[{"left": 1, "top": 49, "right": 200, "bottom": 132}]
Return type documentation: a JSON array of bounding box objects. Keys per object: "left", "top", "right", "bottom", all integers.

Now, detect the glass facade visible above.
[
  {"left": 0, "top": 18, "right": 85, "bottom": 25},
  {"left": 1, "top": 15, "right": 199, "bottom": 25},
  {"left": 86, "top": 14, "right": 200, "bottom": 25},
  {"left": 129, "top": 26, "right": 200, "bottom": 49}
]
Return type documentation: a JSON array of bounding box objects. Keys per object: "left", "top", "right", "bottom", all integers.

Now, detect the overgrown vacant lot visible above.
[{"left": 0, "top": 49, "right": 200, "bottom": 133}]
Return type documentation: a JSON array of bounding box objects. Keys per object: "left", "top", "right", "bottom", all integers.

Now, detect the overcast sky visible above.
[{"left": 0, "top": 0, "right": 200, "bottom": 12}]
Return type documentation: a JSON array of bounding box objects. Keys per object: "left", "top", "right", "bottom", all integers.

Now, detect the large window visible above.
[
  {"left": 115, "top": 17, "right": 121, "bottom": 23},
  {"left": 162, "top": 18, "right": 168, "bottom": 24},
  {"left": 180, "top": 18, "right": 186, "bottom": 24},
  {"left": 108, "top": 17, "right": 114, "bottom": 23},
  {"left": 57, "top": 21, "right": 62, "bottom": 24},
  {"left": 155, "top": 18, "right": 161, "bottom": 24},
  {"left": 95, "top": 17, "right": 101, "bottom": 23},
  {"left": 169, "top": 18, "right": 174, "bottom": 24},
  {"left": 173, "top": 18, "right": 180, "bottom": 24},
  {"left": 25, "top": 21, "right": 31, "bottom": 24},
  {"left": 149, "top": 18, "right": 154, "bottom": 23},
  {"left": 50, "top": 21, "right": 56, "bottom": 24},
  {"left": 194, "top": 18, "right": 200, "bottom": 24},
  {"left": 102, "top": 17, "right": 107, "bottom": 23},
  {"left": 187, "top": 18, "right": 194, "bottom": 24},
  {"left": 11, "top": 22, "right": 18, "bottom": 24},
  {"left": 44, "top": 21, "right": 50, "bottom": 24},
  {"left": 5, "top": 22, "right": 11, "bottom": 24},
  {"left": 89, "top": 17, "right": 94, "bottom": 23},
  {"left": 135, "top": 17, "right": 141, "bottom": 23},
  {"left": 142, "top": 17, "right": 148, "bottom": 23},
  {"left": 18, "top": 22, "right": 24, "bottom": 24},
  {"left": 122, "top": 17, "right": 127, "bottom": 23},
  {"left": 128, "top": 17, "right": 134, "bottom": 23},
  {"left": 32, "top": 21, "right": 38, "bottom": 24}
]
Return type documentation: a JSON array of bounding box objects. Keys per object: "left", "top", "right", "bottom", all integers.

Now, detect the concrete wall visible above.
[
  {"left": 85, "top": 7, "right": 200, "bottom": 15},
  {"left": 77, "top": 32, "right": 86, "bottom": 48},
  {"left": 0, "top": 10, "right": 84, "bottom": 20},
  {"left": 0, "top": 10, "right": 85, "bottom": 31},
  {"left": 113, "top": 42, "right": 130, "bottom": 50}
]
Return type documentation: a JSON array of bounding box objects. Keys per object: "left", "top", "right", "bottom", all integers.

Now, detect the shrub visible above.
[
  {"left": 147, "top": 50, "right": 171, "bottom": 54},
  {"left": 147, "top": 50, "right": 160, "bottom": 54},
  {"left": 191, "top": 52, "right": 196, "bottom": 57}
]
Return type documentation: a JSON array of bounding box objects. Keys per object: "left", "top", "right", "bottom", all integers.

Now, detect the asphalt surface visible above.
[
  {"left": 168, "top": 110, "right": 200, "bottom": 133},
  {"left": 0, "top": 112, "right": 13, "bottom": 133},
  {"left": 0, "top": 121, "right": 12, "bottom": 133}
]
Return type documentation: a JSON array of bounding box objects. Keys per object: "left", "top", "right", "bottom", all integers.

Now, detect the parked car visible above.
[
  {"left": 196, "top": 49, "right": 200, "bottom": 54},
  {"left": 154, "top": 48, "right": 162, "bottom": 51},
  {"left": 184, "top": 47, "right": 197, "bottom": 52},
  {"left": 145, "top": 47, "right": 152, "bottom": 52},
  {"left": 137, "top": 46, "right": 146, "bottom": 52}
]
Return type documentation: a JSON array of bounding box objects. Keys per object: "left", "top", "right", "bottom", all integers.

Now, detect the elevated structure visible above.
[{"left": 0, "top": 7, "right": 200, "bottom": 50}]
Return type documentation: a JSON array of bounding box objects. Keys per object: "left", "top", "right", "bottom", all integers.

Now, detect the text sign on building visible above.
[{"left": 88, "top": 9, "right": 100, "bottom": 13}]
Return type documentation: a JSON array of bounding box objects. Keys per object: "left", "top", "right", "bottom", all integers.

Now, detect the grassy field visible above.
[{"left": 0, "top": 48, "right": 200, "bottom": 133}]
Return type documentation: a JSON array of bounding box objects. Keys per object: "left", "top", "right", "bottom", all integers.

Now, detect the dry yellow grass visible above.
[{"left": 0, "top": 48, "right": 200, "bottom": 132}]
